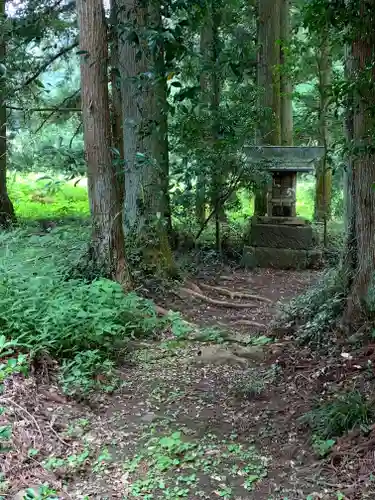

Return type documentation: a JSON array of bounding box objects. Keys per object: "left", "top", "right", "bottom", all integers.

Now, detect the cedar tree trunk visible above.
[
  {"left": 117, "top": 0, "right": 175, "bottom": 275},
  {"left": 76, "top": 0, "right": 131, "bottom": 287},
  {"left": 0, "top": 0, "right": 15, "bottom": 228},
  {"left": 343, "top": 0, "right": 375, "bottom": 323}
]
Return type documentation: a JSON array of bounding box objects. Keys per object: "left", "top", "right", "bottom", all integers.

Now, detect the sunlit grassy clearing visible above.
[
  {"left": 7, "top": 174, "right": 317, "bottom": 223},
  {"left": 8, "top": 174, "right": 89, "bottom": 220}
]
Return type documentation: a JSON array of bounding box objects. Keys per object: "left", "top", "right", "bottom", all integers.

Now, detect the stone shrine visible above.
[{"left": 242, "top": 146, "right": 324, "bottom": 269}]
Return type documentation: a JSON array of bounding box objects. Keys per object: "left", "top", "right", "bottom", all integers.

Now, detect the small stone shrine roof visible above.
[{"left": 244, "top": 145, "right": 325, "bottom": 173}]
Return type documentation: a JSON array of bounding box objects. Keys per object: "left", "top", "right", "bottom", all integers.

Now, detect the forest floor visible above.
[{"left": 3, "top": 266, "right": 375, "bottom": 500}]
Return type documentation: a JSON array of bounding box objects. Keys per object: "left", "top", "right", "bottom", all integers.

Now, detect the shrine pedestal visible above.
[
  {"left": 242, "top": 146, "right": 325, "bottom": 270},
  {"left": 242, "top": 217, "right": 322, "bottom": 270}
]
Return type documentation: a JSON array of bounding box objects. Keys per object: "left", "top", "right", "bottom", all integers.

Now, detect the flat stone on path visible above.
[{"left": 189, "top": 345, "right": 265, "bottom": 367}]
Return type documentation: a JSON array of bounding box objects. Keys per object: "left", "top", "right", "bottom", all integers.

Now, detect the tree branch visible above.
[
  {"left": 30, "top": 90, "right": 81, "bottom": 133},
  {"left": 12, "top": 41, "right": 78, "bottom": 95},
  {"left": 7, "top": 106, "right": 80, "bottom": 112},
  {"left": 194, "top": 170, "right": 244, "bottom": 242}
]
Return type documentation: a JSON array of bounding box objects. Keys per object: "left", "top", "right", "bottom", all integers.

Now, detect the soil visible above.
[{"left": 2, "top": 266, "right": 374, "bottom": 500}]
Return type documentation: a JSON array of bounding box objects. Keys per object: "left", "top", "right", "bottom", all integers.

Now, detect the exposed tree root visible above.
[
  {"left": 154, "top": 304, "right": 170, "bottom": 316},
  {"left": 198, "top": 282, "right": 272, "bottom": 303},
  {"left": 230, "top": 319, "right": 267, "bottom": 329},
  {"left": 185, "top": 281, "right": 203, "bottom": 294},
  {"left": 219, "top": 275, "right": 235, "bottom": 281},
  {"left": 179, "top": 287, "right": 257, "bottom": 309}
]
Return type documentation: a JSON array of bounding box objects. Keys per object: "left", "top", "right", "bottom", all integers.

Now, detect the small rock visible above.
[
  {"left": 140, "top": 412, "right": 156, "bottom": 423},
  {"left": 190, "top": 346, "right": 249, "bottom": 367}
]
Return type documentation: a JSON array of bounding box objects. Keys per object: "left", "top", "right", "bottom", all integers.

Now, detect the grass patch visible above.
[
  {"left": 231, "top": 365, "right": 280, "bottom": 399},
  {"left": 300, "top": 390, "right": 375, "bottom": 440}
]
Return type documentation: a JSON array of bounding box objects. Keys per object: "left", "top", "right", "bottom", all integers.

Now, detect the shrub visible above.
[
  {"left": 278, "top": 269, "right": 347, "bottom": 348},
  {"left": 0, "top": 269, "right": 162, "bottom": 357},
  {"left": 0, "top": 227, "right": 166, "bottom": 393},
  {"left": 300, "top": 390, "right": 375, "bottom": 439}
]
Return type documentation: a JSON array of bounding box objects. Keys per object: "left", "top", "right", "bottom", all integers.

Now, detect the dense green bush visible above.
[
  {"left": 0, "top": 226, "right": 166, "bottom": 394},
  {"left": 0, "top": 274, "right": 162, "bottom": 356}
]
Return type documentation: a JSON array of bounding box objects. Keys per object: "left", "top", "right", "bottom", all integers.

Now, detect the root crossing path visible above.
[{"left": 11, "top": 268, "right": 357, "bottom": 500}]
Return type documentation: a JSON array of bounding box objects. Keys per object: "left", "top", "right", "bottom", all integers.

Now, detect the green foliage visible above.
[
  {"left": 22, "top": 485, "right": 59, "bottom": 499},
  {"left": 8, "top": 175, "right": 89, "bottom": 220},
  {"left": 124, "top": 428, "right": 268, "bottom": 499},
  {"left": 0, "top": 272, "right": 160, "bottom": 357},
  {"left": 0, "top": 424, "right": 12, "bottom": 454},
  {"left": 0, "top": 341, "right": 29, "bottom": 455},
  {"left": 311, "top": 436, "right": 335, "bottom": 457},
  {"left": 60, "top": 350, "right": 120, "bottom": 396},
  {"left": 43, "top": 449, "right": 90, "bottom": 472},
  {"left": 0, "top": 225, "right": 165, "bottom": 394},
  {"left": 296, "top": 177, "right": 315, "bottom": 220},
  {"left": 0, "top": 351, "right": 28, "bottom": 388},
  {"left": 280, "top": 269, "right": 346, "bottom": 347},
  {"left": 300, "top": 391, "right": 375, "bottom": 439},
  {"left": 9, "top": 122, "right": 84, "bottom": 178}
]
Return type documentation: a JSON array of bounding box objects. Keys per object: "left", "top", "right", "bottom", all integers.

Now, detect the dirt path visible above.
[{"left": 5, "top": 268, "right": 369, "bottom": 500}]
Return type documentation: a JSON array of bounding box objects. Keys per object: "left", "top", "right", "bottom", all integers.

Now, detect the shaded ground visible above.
[{"left": 2, "top": 267, "right": 373, "bottom": 499}]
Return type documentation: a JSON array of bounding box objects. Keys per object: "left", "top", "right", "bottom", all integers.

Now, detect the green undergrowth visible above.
[
  {"left": 0, "top": 224, "right": 170, "bottom": 395},
  {"left": 124, "top": 425, "right": 268, "bottom": 499},
  {"left": 300, "top": 390, "right": 375, "bottom": 458},
  {"left": 278, "top": 269, "right": 347, "bottom": 348}
]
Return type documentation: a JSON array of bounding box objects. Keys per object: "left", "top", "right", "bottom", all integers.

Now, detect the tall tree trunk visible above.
[
  {"left": 76, "top": 0, "right": 131, "bottom": 287},
  {"left": 148, "top": 0, "right": 173, "bottom": 239},
  {"left": 255, "top": 0, "right": 281, "bottom": 215},
  {"left": 342, "top": 47, "right": 356, "bottom": 285},
  {"left": 195, "top": 10, "right": 212, "bottom": 227},
  {"left": 110, "top": 0, "right": 125, "bottom": 203},
  {"left": 280, "top": 0, "right": 293, "bottom": 146},
  {"left": 209, "top": 1, "right": 223, "bottom": 253},
  {"left": 314, "top": 29, "right": 332, "bottom": 229},
  {"left": 0, "top": 0, "right": 15, "bottom": 228},
  {"left": 117, "top": 0, "right": 175, "bottom": 275},
  {"left": 343, "top": 0, "right": 375, "bottom": 323}
]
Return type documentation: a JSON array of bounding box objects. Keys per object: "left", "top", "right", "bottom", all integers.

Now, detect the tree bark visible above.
[
  {"left": 0, "top": 0, "right": 15, "bottom": 228},
  {"left": 195, "top": 10, "right": 212, "bottom": 227},
  {"left": 148, "top": 0, "right": 173, "bottom": 239},
  {"left": 255, "top": 0, "right": 281, "bottom": 216},
  {"left": 280, "top": 0, "right": 293, "bottom": 146},
  {"left": 110, "top": 0, "right": 125, "bottom": 203},
  {"left": 209, "top": 1, "right": 223, "bottom": 253},
  {"left": 314, "top": 29, "right": 332, "bottom": 226},
  {"left": 343, "top": 0, "right": 375, "bottom": 322},
  {"left": 342, "top": 45, "right": 356, "bottom": 287},
  {"left": 76, "top": 0, "right": 131, "bottom": 287},
  {"left": 117, "top": 0, "right": 175, "bottom": 274}
]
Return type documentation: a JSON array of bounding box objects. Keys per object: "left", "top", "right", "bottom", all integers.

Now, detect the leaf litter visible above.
[{"left": 2, "top": 267, "right": 374, "bottom": 499}]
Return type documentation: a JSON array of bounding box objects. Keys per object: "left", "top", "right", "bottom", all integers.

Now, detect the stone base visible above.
[
  {"left": 250, "top": 221, "right": 313, "bottom": 250},
  {"left": 256, "top": 216, "right": 309, "bottom": 226},
  {"left": 242, "top": 246, "right": 322, "bottom": 270}
]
